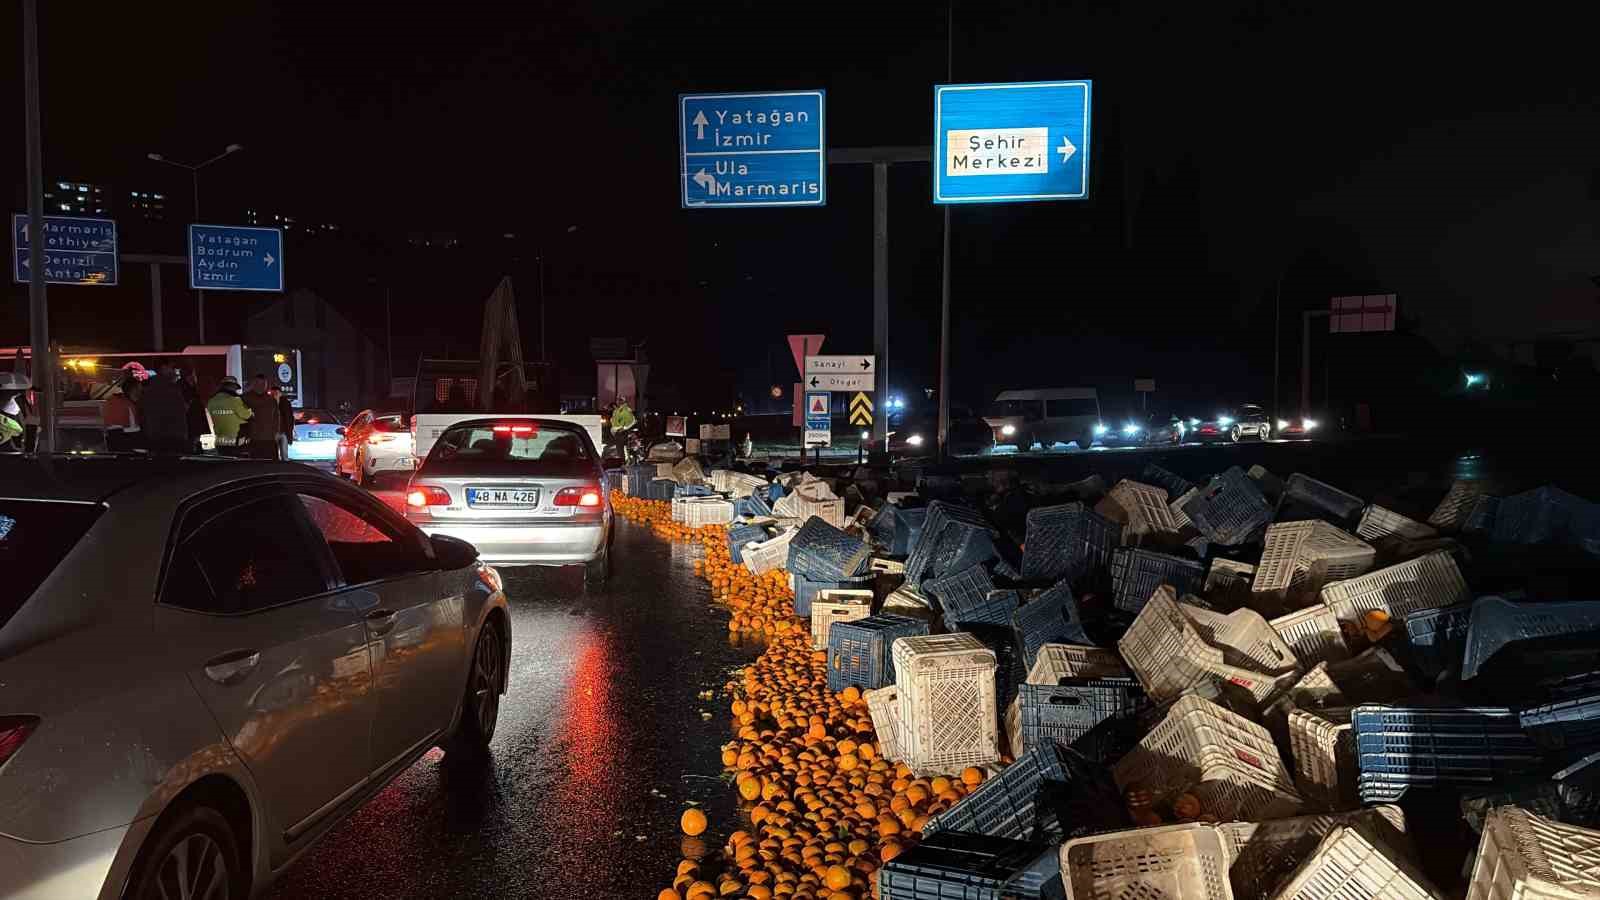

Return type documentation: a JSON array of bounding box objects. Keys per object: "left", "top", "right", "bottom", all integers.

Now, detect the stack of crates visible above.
[
  {"left": 906, "top": 502, "right": 997, "bottom": 587},
  {"left": 892, "top": 633, "right": 1001, "bottom": 774},
  {"left": 1461, "top": 595, "right": 1600, "bottom": 681},
  {"left": 1356, "top": 505, "right": 1438, "bottom": 543},
  {"left": 1467, "top": 807, "right": 1600, "bottom": 900},
  {"left": 879, "top": 831, "right": 1061, "bottom": 900},
  {"left": 1020, "top": 502, "right": 1121, "bottom": 584},
  {"left": 792, "top": 573, "right": 872, "bottom": 618},
  {"left": 1320, "top": 550, "right": 1471, "bottom": 627},
  {"left": 1271, "top": 823, "right": 1439, "bottom": 900},
  {"left": 1113, "top": 693, "right": 1303, "bottom": 821},
  {"left": 922, "top": 742, "right": 1128, "bottom": 842},
  {"left": 1060, "top": 823, "right": 1234, "bottom": 900},
  {"left": 1107, "top": 479, "right": 1183, "bottom": 546},
  {"left": 1118, "top": 586, "right": 1297, "bottom": 705},
  {"left": 826, "top": 614, "right": 928, "bottom": 692},
  {"left": 1010, "top": 583, "right": 1091, "bottom": 670},
  {"left": 810, "top": 589, "right": 873, "bottom": 651},
  {"left": 1004, "top": 644, "right": 1128, "bottom": 755},
  {"left": 923, "top": 566, "right": 999, "bottom": 622},
  {"left": 1288, "top": 705, "right": 1355, "bottom": 803},
  {"left": 1430, "top": 479, "right": 1493, "bottom": 530},
  {"left": 1252, "top": 521, "right": 1376, "bottom": 606},
  {"left": 1109, "top": 547, "right": 1205, "bottom": 615},
  {"left": 1352, "top": 704, "right": 1544, "bottom": 803},
  {"left": 1220, "top": 807, "right": 1413, "bottom": 900},
  {"left": 1181, "top": 466, "right": 1274, "bottom": 546},
  {"left": 1278, "top": 472, "right": 1367, "bottom": 528},
  {"left": 787, "top": 517, "right": 872, "bottom": 581}
]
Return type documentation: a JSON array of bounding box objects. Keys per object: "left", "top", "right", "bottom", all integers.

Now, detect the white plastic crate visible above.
[
  {"left": 1271, "top": 823, "right": 1439, "bottom": 900},
  {"left": 773, "top": 493, "right": 846, "bottom": 528},
  {"left": 811, "top": 590, "right": 873, "bottom": 650},
  {"left": 1183, "top": 604, "right": 1300, "bottom": 677},
  {"left": 682, "top": 498, "right": 735, "bottom": 527},
  {"left": 1466, "top": 806, "right": 1600, "bottom": 900},
  {"left": 1321, "top": 550, "right": 1470, "bottom": 625},
  {"left": 1270, "top": 604, "right": 1351, "bottom": 668},
  {"left": 1256, "top": 522, "right": 1319, "bottom": 595},
  {"left": 1119, "top": 587, "right": 1297, "bottom": 705},
  {"left": 742, "top": 528, "right": 798, "bottom": 575},
  {"left": 865, "top": 685, "right": 906, "bottom": 764},
  {"left": 1109, "top": 479, "right": 1183, "bottom": 545},
  {"left": 881, "top": 585, "right": 937, "bottom": 622},
  {"left": 1429, "top": 479, "right": 1491, "bottom": 530},
  {"left": 869, "top": 557, "right": 906, "bottom": 575},
  {"left": 1207, "top": 558, "right": 1257, "bottom": 594},
  {"left": 1288, "top": 706, "right": 1354, "bottom": 800},
  {"left": 1254, "top": 522, "right": 1376, "bottom": 600},
  {"left": 671, "top": 457, "right": 706, "bottom": 485},
  {"left": 711, "top": 469, "right": 769, "bottom": 497},
  {"left": 1060, "top": 823, "right": 1234, "bottom": 900},
  {"left": 1114, "top": 694, "right": 1303, "bottom": 822},
  {"left": 1357, "top": 505, "right": 1438, "bottom": 543},
  {"left": 1171, "top": 486, "right": 1200, "bottom": 531},
  {"left": 655, "top": 462, "right": 676, "bottom": 479},
  {"left": 892, "top": 633, "right": 1001, "bottom": 775},
  {"left": 1005, "top": 644, "right": 1130, "bottom": 755},
  {"left": 1220, "top": 807, "right": 1412, "bottom": 900}
]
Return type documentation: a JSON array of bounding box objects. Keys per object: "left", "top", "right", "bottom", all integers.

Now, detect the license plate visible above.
[{"left": 467, "top": 488, "right": 539, "bottom": 508}]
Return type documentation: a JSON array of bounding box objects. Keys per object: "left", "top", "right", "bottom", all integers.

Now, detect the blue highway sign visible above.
[
  {"left": 11, "top": 214, "right": 118, "bottom": 286},
  {"left": 189, "top": 224, "right": 284, "bottom": 292},
  {"left": 680, "top": 90, "right": 826, "bottom": 208},
  {"left": 805, "top": 391, "right": 831, "bottom": 431},
  {"left": 933, "top": 80, "right": 1092, "bottom": 204}
]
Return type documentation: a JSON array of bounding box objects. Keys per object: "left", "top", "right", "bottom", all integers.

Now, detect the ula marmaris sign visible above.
[{"left": 933, "top": 80, "right": 1092, "bottom": 204}]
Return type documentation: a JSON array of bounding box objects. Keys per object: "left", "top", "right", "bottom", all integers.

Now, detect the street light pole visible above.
[
  {"left": 148, "top": 144, "right": 243, "bottom": 343},
  {"left": 22, "top": 0, "right": 53, "bottom": 451}
]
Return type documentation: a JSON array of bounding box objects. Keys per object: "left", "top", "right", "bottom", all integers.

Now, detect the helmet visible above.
[{"left": 0, "top": 372, "right": 30, "bottom": 391}]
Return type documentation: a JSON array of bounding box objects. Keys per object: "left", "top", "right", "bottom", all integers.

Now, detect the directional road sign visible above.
[
  {"left": 805, "top": 391, "right": 831, "bottom": 432},
  {"left": 680, "top": 91, "right": 826, "bottom": 208},
  {"left": 849, "top": 393, "right": 873, "bottom": 427},
  {"left": 804, "top": 355, "right": 875, "bottom": 392},
  {"left": 804, "top": 429, "right": 832, "bottom": 448},
  {"left": 12, "top": 214, "right": 118, "bottom": 285},
  {"left": 933, "top": 80, "right": 1092, "bottom": 204},
  {"left": 189, "top": 225, "right": 284, "bottom": 292},
  {"left": 806, "top": 372, "right": 872, "bottom": 392}
]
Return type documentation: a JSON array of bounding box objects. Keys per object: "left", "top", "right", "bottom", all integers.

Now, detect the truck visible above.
[{"left": 407, "top": 357, "right": 603, "bottom": 462}]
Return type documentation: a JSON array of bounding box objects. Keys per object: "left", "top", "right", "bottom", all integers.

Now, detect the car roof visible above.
[{"left": 0, "top": 454, "right": 308, "bottom": 503}]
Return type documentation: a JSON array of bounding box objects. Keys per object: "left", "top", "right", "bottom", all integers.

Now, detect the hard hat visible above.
[{"left": 0, "top": 372, "right": 31, "bottom": 391}]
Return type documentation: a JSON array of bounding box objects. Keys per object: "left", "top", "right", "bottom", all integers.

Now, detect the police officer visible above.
[
  {"left": 0, "top": 372, "right": 28, "bottom": 452},
  {"left": 205, "top": 376, "right": 253, "bottom": 454}
]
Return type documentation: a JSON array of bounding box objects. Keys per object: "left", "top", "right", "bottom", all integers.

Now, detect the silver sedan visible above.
[{"left": 0, "top": 456, "right": 509, "bottom": 900}]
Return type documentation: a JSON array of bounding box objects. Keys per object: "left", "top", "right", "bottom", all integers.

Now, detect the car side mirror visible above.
[
  {"left": 430, "top": 533, "right": 479, "bottom": 570},
  {"left": 336, "top": 427, "right": 347, "bottom": 436}
]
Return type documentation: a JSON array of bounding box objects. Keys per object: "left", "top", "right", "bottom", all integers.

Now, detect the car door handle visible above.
[
  {"left": 365, "top": 608, "right": 398, "bottom": 635},
  {"left": 203, "top": 649, "right": 261, "bottom": 685}
]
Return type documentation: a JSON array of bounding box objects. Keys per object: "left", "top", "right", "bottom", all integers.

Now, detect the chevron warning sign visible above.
[{"left": 848, "top": 392, "right": 873, "bottom": 426}]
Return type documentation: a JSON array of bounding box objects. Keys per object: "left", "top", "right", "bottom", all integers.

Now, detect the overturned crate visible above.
[
  {"left": 1252, "top": 521, "right": 1376, "bottom": 610},
  {"left": 1060, "top": 823, "right": 1234, "bottom": 900},
  {"left": 1110, "top": 547, "right": 1205, "bottom": 615},
  {"left": 1277, "top": 472, "right": 1366, "bottom": 528},
  {"left": 1466, "top": 806, "right": 1600, "bottom": 900},
  {"left": 787, "top": 517, "right": 872, "bottom": 581},
  {"left": 893, "top": 633, "right": 1002, "bottom": 775},
  {"left": 1320, "top": 550, "right": 1470, "bottom": 626},
  {"left": 1010, "top": 678, "right": 1146, "bottom": 763},
  {"left": 865, "top": 685, "right": 906, "bottom": 764},
  {"left": 1119, "top": 586, "right": 1297, "bottom": 705},
  {"left": 1429, "top": 479, "right": 1494, "bottom": 530},
  {"left": 1461, "top": 595, "right": 1600, "bottom": 682},
  {"left": 880, "top": 831, "right": 1055, "bottom": 900},
  {"left": 742, "top": 527, "right": 798, "bottom": 575},
  {"left": 922, "top": 742, "right": 1129, "bottom": 842},
  {"left": 1271, "top": 822, "right": 1439, "bottom": 900},
  {"left": 809, "top": 589, "right": 873, "bottom": 651},
  {"left": 1219, "top": 806, "right": 1412, "bottom": 900},
  {"left": 906, "top": 501, "right": 999, "bottom": 587},
  {"left": 1020, "top": 502, "right": 1121, "bottom": 583},
  {"left": 1106, "top": 479, "right": 1184, "bottom": 546},
  {"left": 1287, "top": 705, "right": 1355, "bottom": 804},
  {"left": 826, "top": 614, "right": 929, "bottom": 692},
  {"left": 1356, "top": 505, "right": 1438, "bottom": 543},
  {"left": 1183, "top": 466, "right": 1274, "bottom": 547},
  {"left": 1004, "top": 643, "right": 1132, "bottom": 757},
  {"left": 1270, "top": 603, "right": 1351, "bottom": 668},
  {"left": 1010, "top": 582, "right": 1091, "bottom": 670},
  {"left": 1352, "top": 704, "right": 1545, "bottom": 803}
]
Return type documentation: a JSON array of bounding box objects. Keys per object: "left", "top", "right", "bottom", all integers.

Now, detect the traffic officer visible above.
[{"left": 205, "top": 376, "right": 253, "bottom": 454}]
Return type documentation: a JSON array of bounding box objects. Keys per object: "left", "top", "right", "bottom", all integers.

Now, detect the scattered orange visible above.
[{"left": 680, "top": 808, "right": 708, "bottom": 836}]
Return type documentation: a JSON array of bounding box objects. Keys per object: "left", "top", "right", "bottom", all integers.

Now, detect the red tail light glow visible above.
[
  {"left": 491, "top": 424, "right": 536, "bottom": 435},
  {"left": 0, "top": 716, "right": 39, "bottom": 769},
  {"left": 406, "top": 486, "right": 452, "bottom": 507},
  {"left": 554, "top": 485, "right": 603, "bottom": 508},
  {"left": 367, "top": 432, "right": 397, "bottom": 446}
]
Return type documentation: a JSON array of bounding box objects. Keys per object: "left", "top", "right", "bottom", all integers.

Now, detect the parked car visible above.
[
  {"left": 1, "top": 455, "right": 508, "bottom": 900},
  {"left": 336, "top": 410, "right": 416, "bottom": 485},
  {"left": 404, "top": 417, "right": 613, "bottom": 582},
  {"left": 982, "top": 387, "right": 1103, "bottom": 451},
  {"left": 1191, "top": 404, "right": 1273, "bottom": 442},
  {"left": 285, "top": 407, "right": 346, "bottom": 468},
  {"left": 1274, "top": 413, "right": 1321, "bottom": 440}
]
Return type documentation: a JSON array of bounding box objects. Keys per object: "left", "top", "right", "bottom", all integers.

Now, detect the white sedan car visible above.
[{"left": 336, "top": 411, "right": 416, "bottom": 486}]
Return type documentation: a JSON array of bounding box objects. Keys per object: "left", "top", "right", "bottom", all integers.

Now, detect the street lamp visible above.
[{"left": 147, "top": 144, "right": 244, "bottom": 342}]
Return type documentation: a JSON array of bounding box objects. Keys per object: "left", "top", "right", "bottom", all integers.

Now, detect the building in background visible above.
[
  {"left": 126, "top": 190, "right": 166, "bottom": 221},
  {"left": 43, "top": 180, "right": 108, "bottom": 215},
  {"left": 245, "top": 289, "right": 382, "bottom": 409}
]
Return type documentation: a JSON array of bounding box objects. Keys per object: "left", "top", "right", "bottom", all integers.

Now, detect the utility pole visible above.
[
  {"left": 23, "top": 0, "right": 54, "bottom": 451},
  {"left": 148, "top": 144, "right": 243, "bottom": 343},
  {"left": 937, "top": 0, "right": 955, "bottom": 457}
]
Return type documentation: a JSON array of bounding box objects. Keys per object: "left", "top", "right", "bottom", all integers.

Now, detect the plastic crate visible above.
[
  {"left": 1108, "top": 479, "right": 1183, "bottom": 545},
  {"left": 726, "top": 523, "right": 768, "bottom": 565},
  {"left": 1271, "top": 823, "right": 1438, "bottom": 900},
  {"left": 1464, "top": 494, "right": 1503, "bottom": 535},
  {"left": 1183, "top": 466, "right": 1274, "bottom": 547},
  {"left": 1278, "top": 473, "right": 1366, "bottom": 527},
  {"left": 1025, "top": 644, "right": 1129, "bottom": 684},
  {"left": 930, "top": 527, "right": 1001, "bottom": 588},
  {"left": 892, "top": 507, "right": 930, "bottom": 557},
  {"left": 1110, "top": 547, "right": 1205, "bottom": 615},
  {"left": 1462, "top": 595, "right": 1600, "bottom": 681},
  {"left": 644, "top": 478, "right": 677, "bottom": 500},
  {"left": 966, "top": 621, "right": 1028, "bottom": 717},
  {"left": 879, "top": 830, "right": 1043, "bottom": 900},
  {"left": 1356, "top": 505, "right": 1438, "bottom": 543},
  {"left": 1288, "top": 706, "right": 1354, "bottom": 799},
  {"left": 787, "top": 516, "right": 872, "bottom": 581},
  {"left": 773, "top": 492, "right": 846, "bottom": 528},
  {"left": 1003, "top": 846, "right": 1067, "bottom": 900},
  {"left": 1205, "top": 557, "right": 1256, "bottom": 598},
  {"left": 682, "top": 498, "right": 734, "bottom": 526},
  {"left": 1320, "top": 551, "right": 1471, "bottom": 626},
  {"left": 1060, "top": 823, "right": 1233, "bottom": 900},
  {"left": 1466, "top": 806, "right": 1600, "bottom": 900},
  {"left": 923, "top": 742, "right": 1126, "bottom": 843},
  {"left": 866, "top": 685, "right": 906, "bottom": 763},
  {"left": 810, "top": 589, "right": 874, "bottom": 649},
  {"left": 955, "top": 590, "right": 1027, "bottom": 631},
  {"left": 925, "top": 566, "right": 1000, "bottom": 621},
  {"left": 1519, "top": 694, "right": 1600, "bottom": 753},
  {"left": 1142, "top": 463, "right": 1196, "bottom": 502},
  {"left": 1219, "top": 807, "right": 1412, "bottom": 900},
  {"left": 1170, "top": 487, "right": 1199, "bottom": 531},
  {"left": 1490, "top": 486, "right": 1591, "bottom": 545},
  {"left": 1402, "top": 602, "right": 1472, "bottom": 681},
  {"left": 893, "top": 633, "right": 1001, "bottom": 774},
  {"left": 1113, "top": 693, "right": 1303, "bottom": 821},
  {"left": 1254, "top": 521, "right": 1375, "bottom": 601},
  {"left": 1430, "top": 480, "right": 1491, "bottom": 530},
  {"left": 793, "top": 574, "right": 873, "bottom": 618},
  {"left": 624, "top": 463, "right": 652, "bottom": 496},
  {"left": 1270, "top": 604, "right": 1351, "bottom": 668},
  {"left": 907, "top": 502, "right": 996, "bottom": 586},
  {"left": 1182, "top": 604, "right": 1300, "bottom": 676},
  {"left": 827, "top": 614, "right": 930, "bottom": 692},
  {"left": 603, "top": 469, "right": 625, "bottom": 495},
  {"left": 1021, "top": 503, "right": 1121, "bottom": 583},
  {"left": 733, "top": 492, "right": 772, "bottom": 518},
  {"left": 1118, "top": 586, "right": 1296, "bottom": 705},
  {"left": 1013, "top": 679, "right": 1146, "bottom": 763},
  {"left": 742, "top": 528, "right": 798, "bottom": 575},
  {"left": 1352, "top": 704, "right": 1545, "bottom": 802},
  {"left": 1010, "top": 583, "right": 1091, "bottom": 671},
  {"left": 1250, "top": 464, "right": 1285, "bottom": 504}
]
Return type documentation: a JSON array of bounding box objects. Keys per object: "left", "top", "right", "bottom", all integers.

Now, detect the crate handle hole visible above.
[{"left": 1049, "top": 695, "right": 1083, "bottom": 706}]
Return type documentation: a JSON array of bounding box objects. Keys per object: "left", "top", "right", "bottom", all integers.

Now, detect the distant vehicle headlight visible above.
[
  {"left": 1217, "top": 416, "right": 1234, "bottom": 427},
  {"left": 1277, "top": 419, "right": 1290, "bottom": 430},
  {"left": 1001, "top": 424, "right": 1016, "bottom": 436},
  {"left": 1093, "top": 424, "right": 1108, "bottom": 436},
  {"left": 1122, "top": 423, "right": 1140, "bottom": 435},
  {"left": 907, "top": 434, "right": 924, "bottom": 446},
  {"left": 1303, "top": 419, "right": 1318, "bottom": 430},
  {"left": 1188, "top": 418, "right": 1200, "bottom": 426}
]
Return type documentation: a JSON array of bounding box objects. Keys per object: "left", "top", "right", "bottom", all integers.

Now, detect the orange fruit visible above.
[
  {"left": 824, "top": 866, "right": 852, "bottom": 890},
  {"left": 960, "top": 766, "right": 984, "bottom": 786},
  {"left": 739, "top": 777, "right": 763, "bottom": 801},
  {"left": 658, "top": 890, "right": 680, "bottom": 900},
  {"left": 681, "top": 808, "right": 708, "bottom": 836}
]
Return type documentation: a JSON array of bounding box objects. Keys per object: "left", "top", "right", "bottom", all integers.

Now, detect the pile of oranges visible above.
[{"left": 613, "top": 492, "right": 672, "bottom": 525}]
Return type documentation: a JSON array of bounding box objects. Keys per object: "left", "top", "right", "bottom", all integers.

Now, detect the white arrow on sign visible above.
[
  {"left": 692, "top": 110, "right": 708, "bottom": 140},
  {"left": 264, "top": 252, "right": 276, "bottom": 268},
  {"left": 1057, "top": 134, "right": 1077, "bottom": 164},
  {"left": 693, "top": 169, "right": 716, "bottom": 193}
]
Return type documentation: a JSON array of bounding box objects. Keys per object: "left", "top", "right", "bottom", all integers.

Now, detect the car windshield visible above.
[
  {"left": 0, "top": 500, "right": 104, "bottom": 629},
  {"left": 424, "top": 421, "right": 593, "bottom": 477},
  {"left": 295, "top": 409, "right": 343, "bottom": 425}
]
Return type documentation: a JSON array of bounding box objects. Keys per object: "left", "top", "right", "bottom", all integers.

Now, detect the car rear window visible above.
[
  {"left": 373, "top": 415, "right": 409, "bottom": 433},
  {"left": 422, "top": 421, "right": 594, "bottom": 477},
  {"left": 0, "top": 500, "right": 104, "bottom": 629},
  {"left": 294, "top": 409, "right": 340, "bottom": 425}
]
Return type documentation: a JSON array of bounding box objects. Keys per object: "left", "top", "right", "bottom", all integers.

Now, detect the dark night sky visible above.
[{"left": 5, "top": 1, "right": 1598, "bottom": 412}]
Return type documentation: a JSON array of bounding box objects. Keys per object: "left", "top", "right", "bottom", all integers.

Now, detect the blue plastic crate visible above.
[
  {"left": 626, "top": 464, "right": 653, "bottom": 495},
  {"left": 1010, "top": 583, "right": 1090, "bottom": 670},
  {"left": 880, "top": 830, "right": 1042, "bottom": 900},
  {"left": 1352, "top": 704, "right": 1545, "bottom": 802},
  {"left": 787, "top": 517, "right": 872, "bottom": 581},
  {"left": 1277, "top": 472, "right": 1365, "bottom": 527},
  {"left": 733, "top": 492, "right": 772, "bottom": 518},
  {"left": 1404, "top": 602, "right": 1473, "bottom": 680},
  {"left": 603, "top": 469, "right": 625, "bottom": 495},
  {"left": 1016, "top": 679, "right": 1145, "bottom": 764},
  {"left": 924, "top": 566, "right": 998, "bottom": 620},
  {"left": 929, "top": 527, "right": 1000, "bottom": 585},
  {"left": 727, "top": 524, "right": 769, "bottom": 564},
  {"left": 1002, "top": 846, "right": 1066, "bottom": 900},
  {"left": 966, "top": 621, "right": 1028, "bottom": 715},
  {"left": 1520, "top": 694, "right": 1600, "bottom": 752},
  {"left": 907, "top": 501, "right": 995, "bottom": 586},
  {"left": 794, "top": 574, "right": 873, "bottom": 618},
  {"left": 644, "top": 478, "right": 676, "bottom": 500},
  {"left": 1140, "top": 463, "right": 1195, "bottom": 503},
  {"left": 1490, "top": 486, "right": 1596, "bottom": 545},
  {"left": 1181, "top": 467, "right": 1272, "bottom": 546},
  {"left": 1462, "top": 595, "right": 1600, "bottom": 681},
  {"left": 896, "top": 507, "right": 930, "bottom": 557},
  {"left": 677, "top": 484, "right": 715, "bottom": 497},
  {"left": 1109, "top": 548, "right": 1204, "bottom": 615},
  {"left": 870, "top": 503, "right": 901, "bottom": 546},
  {"left": 1020, "top": 503, "right": 1120, "bottom": 583},
  {"left": 921, "top": 743, "right": 1128, "bottom": 843},
  {"left": 826, "top": 614, "right": 929, "bottom": 692}
]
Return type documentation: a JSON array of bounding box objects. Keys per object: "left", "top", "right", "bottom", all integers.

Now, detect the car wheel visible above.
[
  {"left": 1230, "top": 425, "right": 1242, "bottom": 443},
  {"left": 584, "top": 545, "right": 611, "bottom": 587},
  {"left": 1259, "top": 425, "right": 1271, "bottom": 441},
  {"left": 447, "top": 621, "right": 504, "bottom": 756},
  {"left": 125, "top": 805, "right": 242, "bottom": 900}
]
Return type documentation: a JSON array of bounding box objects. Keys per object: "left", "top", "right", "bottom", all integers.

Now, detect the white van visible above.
[{"left": 983, "top": 387, "right": 1103, "bottom": 451}]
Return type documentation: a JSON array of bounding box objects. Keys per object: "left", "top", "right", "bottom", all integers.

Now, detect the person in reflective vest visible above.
[{"left": 205, "top": 376, "right": 253, "bottom": 452}]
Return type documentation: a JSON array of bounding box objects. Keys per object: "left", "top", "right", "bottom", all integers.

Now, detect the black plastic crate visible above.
[
  {"left": 906, "top": 501, "right": 995, "bottom": 585},
  {"left": 1020, "top": 503, "right": 1120, "bottom": 583},
  {"left": 925, "top": 565, "right": 999, "bottom": 620},
  {"left": 967, "top": 621, "right": 1028, "bottom": 716},
  {"left": 1352, "top": 704, "right": 1545, "bottom": 801},
  {"left": 625, "top": 464, "right": 653, "bottom": 495},
  {"left": 1181, "top": 466, "right": 1272, "bottom": 546},
  {"left": 1556, "top": 749, "right": 1600, "bottom": 827},
  {"left": 879, "top": 830, "right": 1042, "bottom": 900},
  {"left": 1016, "top": 679, "right": 1145, "bottom": 763},
  {"left": 644, "top": 478, "right": 676, "bottom": 500},
  {"left": 1520, "top": 694, "right": 1600, "bottom": 753},
  {"left": 794, "top": 574, "right": 873, "bottom": 617},
  {"left": 1491, "top": 486, "right": 1594, "bottom": 545},
  {"left": 1010, "top": 582, "right": 1091, "bottom": 670},
  {"left": 1140, "top": 463, "right": 1195, "bottom": 503},
  {"left": 1462, "top": 595, "right": 1600, "bottom": 681},
  {"left": 787, "top": 517, "right": 872, "bottom": 581},
  {"left": 1403, "top": 602, "right": 1472, "bottom": 681},
  {"left": 827, "top": 614, "right": 930, "bottom": 692},
  {"left": 1109, "top": 547, "right": 1204, "bottom": 615},
  {"left": 1277, "top": 472, "right": 1365, "bottom": 527},
  {"left": 1002, "top": 846, "right": 1066, "bottom": 900},
  {"left": 921, "top": 743, "right": 1128, "bottom": 843}
]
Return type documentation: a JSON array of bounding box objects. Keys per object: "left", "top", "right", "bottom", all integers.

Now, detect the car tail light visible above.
[
  {"left": 406, "top": 486, "right": 451, "bottom": 507},
  {"left": 0, "top": 716, "right": 39, "bottom": 769},
  {"left": 491, "top": 424, "right": 536, "bottom": 435},
  {"left": 368, "top": 432, "right": 397, "bottom": 446},
  {"left": 553, "top": 485, "right": 603, "bottom": 507},
  {"left": 478, "top": 565, "right": 503, "bottom": 594}
]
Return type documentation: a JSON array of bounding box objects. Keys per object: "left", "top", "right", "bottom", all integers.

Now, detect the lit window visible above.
[
  {"left": 153, "top": 193, "right": 163, "bottom": 200},
  {"left": 130, "top": 191, "right": 138, "bottom": 197}
]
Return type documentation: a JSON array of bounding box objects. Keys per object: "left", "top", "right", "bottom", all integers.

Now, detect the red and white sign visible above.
[
  {"left": 1330, "top": 294, "right": 1396, "bottom": 334},
  {"left": 786, "top": 334, "right": 825, "bottom": 376}
]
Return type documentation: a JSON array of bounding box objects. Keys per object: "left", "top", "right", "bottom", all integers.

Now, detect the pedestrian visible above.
[
  {"left": 205, "top": 375, "right": 253, "bottom": 454},
  {"left": 274, "top": 387, "right": 295, "bottom": 460},
  {"left": 140, "top": 362, "right": 190, "bottom": 454},
  {"left": 242, "top": 374, "right": 282, "bottom": 460},
  {"left": 0, "top": 372, "right": 28, "bottom": 452},
  {"left": 181, "top": 369, "right": 210, "bottom": 452},
  {"left": 103, "top": 376, "right": 143, "bottom": 452}
]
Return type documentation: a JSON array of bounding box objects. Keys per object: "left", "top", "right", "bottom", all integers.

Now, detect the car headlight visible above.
[
  {"left": 1122, "top": 423, "right": 1140, "bottom": 435},
  {"left": 907, "top": 434, "right": 924, "bottom": 446},
  {"left": 1188, "top": 418, "right": 1200, "bottom": 426},
  {"left": 1000, "top": 424, "right": 1016, "bottom": 436},
  {"left": 1217, "top": 416, "right": 1234, "bottom": 426},
  {"left": 1093, "top": 424, "right": 1108, "bottom": 436},
  {"left": 1277, "top": 419, "right": 1290, "bottom": 430},
  {"left": 1303, "top": 419, "right": 1318, "bottom": 430}
]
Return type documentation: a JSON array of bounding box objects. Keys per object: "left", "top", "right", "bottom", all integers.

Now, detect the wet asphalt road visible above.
[{"left": 265, "top": 518, "right": 749, "bottom": 900}]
